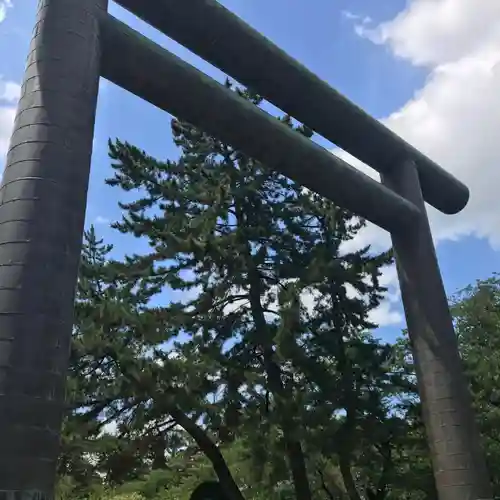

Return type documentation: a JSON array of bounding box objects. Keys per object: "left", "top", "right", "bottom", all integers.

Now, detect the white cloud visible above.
[
  {"left": 94, "top": 215, "right": 111, "bottom": 225},
  {"left": 342, "top": 0, "right": 500, "bottom": 251},
  {"left": 0, "top": 105, "right": 15, "bottom": 160},
  {"left": 342, "top": 10, "right": 373, "bottom": 27},
  {"left": 359, "top": 0, "right": 500, "bottom": 68},
  {"left": 344, "top": 265, "right": 402, "bottom": 327},
  {"left": 0, "top": 78, "right": 20, "bottom": 163},
  {"left": 378, "top": 264, "right": 400, "bottom": 304},
  {"left": 0, "top": 78, "right": 20, "bottom": 102},
  {"left": 369, "top": 300, "right": 403, "bottom": 327},
  {"left": 0, "top": 0, "right": 13, "bottom": 23},
  {"left": 100, "top": 420, "right": 118, "bottom": 436},
  {"left": 370, "top": 265, "right": 403, "bottom": 327}
]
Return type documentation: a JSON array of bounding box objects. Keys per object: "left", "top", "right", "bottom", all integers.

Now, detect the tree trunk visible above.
[
  {"left": 247, "top": 267, "right": 313, "bottom": 500},
  {"left": 365, "top": 443, "right": 391, "bottom": 500},
  {"left": 150, "top": 436, "right": 167, "bottom": 470},
  {"left": 167, "top": 405, "right": 245, "bottom": 500},
  {"left": 326, "top": 280, "right": 362, "bottom": 500},
  {"left": 338, "top": 454, "right": 362, "bottom": 500}
]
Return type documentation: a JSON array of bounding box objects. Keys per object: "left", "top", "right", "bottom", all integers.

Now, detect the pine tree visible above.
[
  {"left": 105, "top": 82, "right": 401, "bottom": 500},
  {"left": 64, "top": 224, "right": 246, "bottom": 500},
  {"left": 60, "top": 226, "right": 160, "bottom": 488},
  {"left": 61, "top": 226, "right": 179, "bottom": 488}
]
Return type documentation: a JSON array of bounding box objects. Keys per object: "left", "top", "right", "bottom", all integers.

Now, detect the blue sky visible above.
[{"left": 1, "top": 0, "right": 500, "bottom": 342}]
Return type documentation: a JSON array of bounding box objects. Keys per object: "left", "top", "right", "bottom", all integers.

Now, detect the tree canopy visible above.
[{"left": 59, "top": 83, "right": 499, "bottom": 500}]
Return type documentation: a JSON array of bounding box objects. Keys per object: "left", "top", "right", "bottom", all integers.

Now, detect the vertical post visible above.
[
  {"left": 0, "top": 0, "right": 107, "bottom": 498},
  {"left": 382, "top": 161, "right": 492, "bottom": 500}
]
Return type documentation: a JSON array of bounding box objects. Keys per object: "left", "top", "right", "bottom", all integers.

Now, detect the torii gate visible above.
[{"left": 0, "top": 1, "right": 492, "bottom": 499}]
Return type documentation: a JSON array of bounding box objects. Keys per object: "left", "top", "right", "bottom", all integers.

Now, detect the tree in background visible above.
[
  {"left": 61, "top": 226, "right": 247, "bottom": 500},
  {"left": 390, "top": 275, "right": 500, "bottom": 499},
  {"left": 60, "top": 82, "right": 500, "bottom": 500},
  {"left": 60, "top": 225, "right": 165, "bottom": 491},
  {"left": 451, "top": 275, "right": 500, "bottom": 495},
  {"left": 103, "top": 82, "right": 408, "bottom": 499}
]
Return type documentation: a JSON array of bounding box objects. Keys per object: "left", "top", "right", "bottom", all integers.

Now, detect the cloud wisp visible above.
[
  {"left": 0, "top": 0, "right": 13, "bottom": 23},
  {"left": 0, "top": 77, "right": 20, "bottom": 163}
]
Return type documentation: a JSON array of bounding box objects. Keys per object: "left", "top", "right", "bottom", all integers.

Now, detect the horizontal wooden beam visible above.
[
  {"left": 99, "top": 13, "right": 421, "bottom": 234},
  {"left": 112, "top": 0, "right": 469, "bottom": 216}
]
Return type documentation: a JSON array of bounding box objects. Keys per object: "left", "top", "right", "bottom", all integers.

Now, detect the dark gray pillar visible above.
[
  {"left": 382, "top": 162, "right": 492, "bottom": 500},
  {"left": 0, "top": 0, "right": 107, "bottom": 497}
]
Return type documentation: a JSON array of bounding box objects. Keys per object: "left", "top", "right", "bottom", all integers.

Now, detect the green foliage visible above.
[
  {"left": 451, "top": 275, "right": 500, "bottom": 495},
  {"left": 62, "top": 81, "right": 500, "bottom": 500},
  {"left": 103, "top": 81, "right": 404, "bottom": 500}
]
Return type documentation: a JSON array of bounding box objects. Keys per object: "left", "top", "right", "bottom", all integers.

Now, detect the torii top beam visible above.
[{"left": 114, "top": 0, "right": 470, "bottom": 216}]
